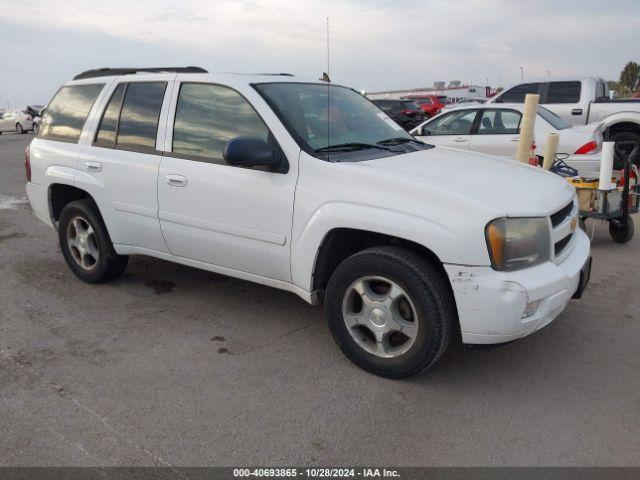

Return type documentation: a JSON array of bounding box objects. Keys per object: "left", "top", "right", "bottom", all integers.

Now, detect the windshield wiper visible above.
[
  {"left": 314, "top": 142, "right": 392, "bottom": 153},
  {"left": 377, "top": 137, "right": 425, "bottom": 146}
]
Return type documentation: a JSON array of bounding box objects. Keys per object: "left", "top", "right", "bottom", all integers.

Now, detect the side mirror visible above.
[{"left": 223, "top": 137, "right": 280, "bottom": 170}]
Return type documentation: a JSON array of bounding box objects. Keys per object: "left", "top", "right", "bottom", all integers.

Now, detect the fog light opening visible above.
[{"left": 522, "top": 299, "right": 541, "bottom": 318}]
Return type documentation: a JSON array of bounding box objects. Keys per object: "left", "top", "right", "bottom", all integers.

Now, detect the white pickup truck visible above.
[
  {"left": 490, "top": 77, "right": 640, "bottom": 160},
  {"left": 26, "top": 67, "right": 591, "bottom": 378}
]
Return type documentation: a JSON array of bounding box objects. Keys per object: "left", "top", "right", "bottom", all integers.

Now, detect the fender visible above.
[
  {"left": 591, "top": 111, "right": 640, "bottom": 134},
  {"left": 290, "top": 201, "right": 461, "bottom": 292}
]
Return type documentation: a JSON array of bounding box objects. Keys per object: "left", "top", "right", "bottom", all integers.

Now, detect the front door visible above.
[
  {"left": 414, "top": 109, "right": 478, "bottom": 150},
  {"left": 157, "top": 82, "right": 297, "bottom": 282}
]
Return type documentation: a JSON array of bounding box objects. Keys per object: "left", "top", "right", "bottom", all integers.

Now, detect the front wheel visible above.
[
  {"left": 609, "top": 216, "right": 634, "bottom": 244},
  {"left": 58, "top": 199, "right": 128, "bottom": 283},
  {"left": 324, "top": 246, "right": 455, "bottom": 378},
  {"left": 16, "top": 123, "right": 23, "bottom": 134}
]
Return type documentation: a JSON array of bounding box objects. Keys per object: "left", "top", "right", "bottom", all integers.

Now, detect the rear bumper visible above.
[
  {"left": 444, "top": 229, "right": 591, "bottom": 344},
  {"left": 26, "top": 181, "right": 53, "bottom": 227}
]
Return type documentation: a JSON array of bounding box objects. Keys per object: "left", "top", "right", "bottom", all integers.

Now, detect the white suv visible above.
[{"left": 26, "top": 67, "right": 591, "bottom": 377}]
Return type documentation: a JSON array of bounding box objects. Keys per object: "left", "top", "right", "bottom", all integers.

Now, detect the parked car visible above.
[
  {"left": 26, "top": 67, "right": 591, "bottom": 378},
  {"left": 0, "top": 108, "right": 34, "bottom": 134},
  {"left": 371, "top": 99, "right": 426, "bottom": 130},
  {"left": 489, "top": 77, "right": 640, "bottom": 161},
  {"left": 411, "top": 104, "right": 602, "bottom": 171},
  {"left": 403, "top": 95, "right": 446, "bottom": 118},
  {"left": 32, "top": 107, "right": 46, "bottom": 135}
]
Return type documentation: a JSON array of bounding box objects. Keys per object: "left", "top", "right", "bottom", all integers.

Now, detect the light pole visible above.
[{"left": 520, "top": 66, "right": 524, "bottom": 80}]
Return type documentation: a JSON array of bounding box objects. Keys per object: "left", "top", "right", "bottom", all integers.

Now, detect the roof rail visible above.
[
  {"left": 253, "top": 73, "right": 295, "bottom": 77},
  {"left": 73, "top": 66, "right": 208, "bottom": 80}
]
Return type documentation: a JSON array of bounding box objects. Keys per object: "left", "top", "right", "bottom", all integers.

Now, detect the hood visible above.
[{"left": 355, "top": 147, "right": 576, "bottom": 217}]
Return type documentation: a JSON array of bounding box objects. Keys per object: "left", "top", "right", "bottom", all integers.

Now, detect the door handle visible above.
[
  {"left": 509, "top": 137, "right": 520, "bottom": 142},
  {"left": 571, "top": 108, "right": 583, "bottom": 115},
  {"left": 85, "top": 161, "right": 102, "bottom": 172},
  {"left": 165, "top": 174, "right": 188, "bottom": 187},
  {"left": 453, "top": 137, "right": 467, "bottom": 143}
]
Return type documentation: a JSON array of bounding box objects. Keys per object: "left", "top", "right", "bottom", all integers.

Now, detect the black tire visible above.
[
  {"left": 16, "top": 123, "right": 23, "bottom": 134},
  {"left": 579, "top": 217, "right": 587, "bottom": 232},
  {"left": 58, "top": 199, "right": 128, "bottom": 283},
  {"left": 609, "top": 216, "right": 634, "bottom": 244},
  {"left": 324, "top": 246, "right": 455, "bottom": 378},
  {"left": 611, "top": 131, "right": 640, "bottom": 166}
]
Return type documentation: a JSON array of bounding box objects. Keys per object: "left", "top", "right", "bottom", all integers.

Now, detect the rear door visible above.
[
  {"left": 541, "top": 81, "right": 584, "bottom": 126},
  {"left": 78, "top": 79, "right": 170, "bottom": 253},
  {"left": 414, "top": 109, "right": 478, "bottom": 150},
  {"left": 468, "top": 108, "right": 522, "bottom": 157},
  {"left": 157, "top": 81, "right": 297, "bottom": 282}
]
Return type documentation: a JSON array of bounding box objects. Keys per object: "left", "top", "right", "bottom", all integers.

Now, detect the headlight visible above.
[{"left": 485, "top": 218, "right": 551, "bottom": 271}]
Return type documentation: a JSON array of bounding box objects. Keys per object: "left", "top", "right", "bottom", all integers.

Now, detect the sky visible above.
[{"left": 0, "top": 0, "right": 638, "bottom": 108}]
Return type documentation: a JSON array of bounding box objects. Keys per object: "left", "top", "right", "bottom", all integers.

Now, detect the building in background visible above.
[{"left": 366, "top": 81, "right": 496, "bottom": 103}]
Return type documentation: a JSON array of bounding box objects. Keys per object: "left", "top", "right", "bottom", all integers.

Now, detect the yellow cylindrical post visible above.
[
  {"left": 516, "top": 93, "right": 539, "bottom": 164},
  {"left": 542, "top": 133, "right": 559, "bottom": 170}
]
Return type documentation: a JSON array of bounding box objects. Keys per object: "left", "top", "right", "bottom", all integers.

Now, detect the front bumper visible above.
[{"left": 444, "top": 228, "right": 591, "bottom": 344}]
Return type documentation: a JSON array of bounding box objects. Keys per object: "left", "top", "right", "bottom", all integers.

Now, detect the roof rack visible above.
[
  {"left": 253, "top": 73, "right": 295, "bottom": 77},
  {"left": 73, "top": 66, "right": 208, "bottom": 80}
]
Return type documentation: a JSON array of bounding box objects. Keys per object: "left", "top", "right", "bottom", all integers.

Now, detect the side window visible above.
[
  {"left": 423, "top": 110, "right": 477, "bottom": 136},
  {"left": 172, "top": 83, "right": 269, "bottom": 159},
  {"left": 94, "top": 84, "right": 126, "bottom": 147},
  {"left": 544, "top": 81, "right": 581, "bottom": 104},
  {"left": 477, "top": 110, "right": 521, "bottom": 135},
  {"left": 38, "top": 83, "right": 104, "bottom": 143},
  {"left": 117, "top": 82, "right": 167, "bottom": 151},
  {"left": 498, "top": 83, "right": 541, "bottom": 103}
]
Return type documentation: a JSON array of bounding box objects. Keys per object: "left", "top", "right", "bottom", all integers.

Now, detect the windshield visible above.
[
  {"left": 254, "top": 83, "right": 428, "bottom": 161},
  {"left": 537, "top": 106, "right": 571, "bottom": 130}
]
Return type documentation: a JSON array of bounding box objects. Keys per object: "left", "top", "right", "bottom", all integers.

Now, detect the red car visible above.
[{"left": 404, "top": 95, "right": 446, "bottom": 118}]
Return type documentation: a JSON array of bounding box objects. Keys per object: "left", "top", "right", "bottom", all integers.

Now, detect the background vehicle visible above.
[
  {"left": 490, "top": 77, "right": 640, "bottom": 160},
  {"left": 371, "top": 99, "right": 426, "bottom": 130},
  {"left": 0, "top": 108, "right": 34, "bottom": 134},
  {"left": 26, "top": 67, "right": 590, "bottom": 378},
  {"left": 412, "top": 104, "right": 602, "bottom": 171},
  {"left": 402, "top": 95, "right": 445, "bottom": 118},
  {"left": 441, "top": 98, "right": 486, "bottom": 112},
  {"left": 32, "top": 106, "right": 46, "bottom": 134}
]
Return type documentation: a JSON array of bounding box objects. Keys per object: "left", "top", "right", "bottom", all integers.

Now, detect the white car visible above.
[
  {"left": 411, "top": 103, "right": 602, "bottom": 171},
  {"left": 0, "top": 108, "right": 35, "bottom": 134},
  {"left": 26, "top": 67, "right": 591, "bottom": 378}
]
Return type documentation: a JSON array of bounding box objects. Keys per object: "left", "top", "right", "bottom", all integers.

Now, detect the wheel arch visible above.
[{"left": 49, "top": 183, "right": 97, "bottom": 226}]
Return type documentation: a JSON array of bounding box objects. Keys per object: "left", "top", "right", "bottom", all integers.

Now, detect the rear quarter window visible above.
[
  {"left": 37, "top": 83, "right": 104, "bottom": 143},
  {"left": 543, "top": 81, "right": 581, "bottom": 104}
]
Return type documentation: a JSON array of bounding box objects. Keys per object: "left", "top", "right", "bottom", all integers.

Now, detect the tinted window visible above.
[
  {"left": 172, "top": 83, "right": 269, "bottom": 159},
  {"left": 477, "top": 109, "right": 521, "bottom": 135},
  {"left": 423, "top": 110, "right": 477, "bottom": 135},
  {"left": 544, "top": 81, "right": 581, "bottom": 104},
  {"left": 117, "top": 82, "right": 166, "bottom": 151},
  {"left": 499, "top": 83, "right": 541, "bottom": 103},
  {"left": 95, "top": 83, "right": 126, "bottom": 147},
  {"left": 400, "top": 101, "right": 421, "bottom": 111},
  {"left": 38, "top": 84, "right": 104, "bottom": 143}
]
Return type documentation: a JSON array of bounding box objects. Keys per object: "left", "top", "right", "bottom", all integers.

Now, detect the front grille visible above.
[
  {"left": 554, "top": 233, "right": 573, "bottom": 256},
  {"left": 550, "top": 202, "right": 573, "bottom": 228}
]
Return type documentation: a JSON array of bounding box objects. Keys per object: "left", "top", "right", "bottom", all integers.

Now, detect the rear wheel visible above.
[
  {"left": 58, "top": 199, "right": 128, "bottom": 283},
  {"left": 324, "top": 246, "right": 454, "bottom": 378},
  {"left": 15, "top": 123, "right": 23, "bottom": 134},
  {"left": 611, "top": 131, "right": 640, "bottom": 166},
  {"left": 609, "top": 216, "right": 634, "bottom": 244}
]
